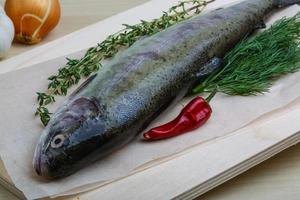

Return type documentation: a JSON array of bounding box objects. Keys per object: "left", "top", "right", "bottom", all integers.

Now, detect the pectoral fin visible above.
[
  {"left": 255, "top": 20, "right": 266, "bottom": 29},
  {"left": 195, "top": 57, "right": 223, "bottom": 81},
  {"left": 187, "top": 57, "right": 223, "bottom": 96}
]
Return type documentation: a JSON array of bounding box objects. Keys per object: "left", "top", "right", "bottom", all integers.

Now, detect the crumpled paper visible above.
[{"left": 0, "top": 0, "right": 299, "bottom": 199}]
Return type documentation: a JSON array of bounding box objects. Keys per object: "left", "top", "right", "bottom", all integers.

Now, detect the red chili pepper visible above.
[{"left": 143, "top": 91, "right": 216, "bottom": 140}]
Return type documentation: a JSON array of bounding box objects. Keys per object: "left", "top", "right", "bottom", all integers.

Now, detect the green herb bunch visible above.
[
  {"left": 193, "top": 14, "right": 300, "bottom": 95},
  {"left": 35, "top": 0, "right": 214, "bottom": 126}
]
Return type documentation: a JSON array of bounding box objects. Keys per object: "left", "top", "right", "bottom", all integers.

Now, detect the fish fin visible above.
[
  {"left": 69, "top": 74, "right": 97, "bottom": 98},
  {"left": 186, "top": 57, "right": 223, "bottom": 96},
  {"left": 215, "top": 7, "right": 224, "bottom": 11},
  {"left": 68, "top": 96, "right": 101, "bottom": 118},
  {"left": 274, "top": 0, "right": 300, "bottom": 8},
  {"left": 255, "top": 20, "right": 266, "bottom": 29},
  {"left": 194, "top": 57, "right": 223, "bottom": 81}
]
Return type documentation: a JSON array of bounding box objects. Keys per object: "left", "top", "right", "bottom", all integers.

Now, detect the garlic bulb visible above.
[
  {"left": 5, "top": 0, "right": 60, "bottom": 45},
  {"left": 0, "top": 6, "right": 14, "bottom": 59}
]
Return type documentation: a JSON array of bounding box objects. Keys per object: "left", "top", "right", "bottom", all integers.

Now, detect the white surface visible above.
[{"left": 0, "top": 0, "right": 298, "bottom": 200}]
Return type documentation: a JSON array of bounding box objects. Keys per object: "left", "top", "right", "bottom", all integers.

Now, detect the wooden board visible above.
[
  {"left": 200, "top": 144, "right": 300, "bottom": 200},
  {"left": 1, "top": 0, "right": 300, "bottom": 199}
]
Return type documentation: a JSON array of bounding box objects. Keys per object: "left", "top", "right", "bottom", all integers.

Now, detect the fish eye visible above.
[{"left": 51, "top": 134, "right": 66, "bottom": 149}]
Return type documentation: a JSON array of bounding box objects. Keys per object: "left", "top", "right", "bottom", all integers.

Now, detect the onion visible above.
[{"left": 4, "top": 0, "right": 61, "bottom": 45}]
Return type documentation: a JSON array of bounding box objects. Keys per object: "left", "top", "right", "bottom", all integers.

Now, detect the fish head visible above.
[{"left": 33, "top": 96, "right": 104, "bottom": 179}]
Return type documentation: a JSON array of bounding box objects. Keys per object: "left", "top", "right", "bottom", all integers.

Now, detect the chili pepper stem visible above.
[
  {"left": 205, "top": 87, "right": 218, "bottom": 103},
  {"left": 192, "top": 84, "right": 205, "bottom": 94}
]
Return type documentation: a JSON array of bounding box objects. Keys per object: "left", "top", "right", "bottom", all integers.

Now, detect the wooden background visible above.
[{"left": 0, "top": 0, "right": 300, "bottom": 199}]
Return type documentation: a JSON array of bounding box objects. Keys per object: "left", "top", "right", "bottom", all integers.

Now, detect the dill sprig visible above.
[
  {"left": 35, "top": 0, "right": 214, "bottom": 126},
  {"left": 193, "top": 14, "right": 300, "bottom": 95}
]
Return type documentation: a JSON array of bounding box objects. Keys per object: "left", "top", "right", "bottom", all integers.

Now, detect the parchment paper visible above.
[{"left": 0, "top": 0, "right": 300, "bottom": 199}]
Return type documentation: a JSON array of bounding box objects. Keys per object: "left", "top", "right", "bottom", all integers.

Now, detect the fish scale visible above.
[{"left": 33, "top": 0, "right": 300, "bottom": 178}]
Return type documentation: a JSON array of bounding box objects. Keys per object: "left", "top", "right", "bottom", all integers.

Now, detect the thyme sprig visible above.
[
  {"left": 193, "top": 14, "right": 300, "bottom": 96},
  {"left": 35, "top": 0, "right": 213, "bottom": 126}
]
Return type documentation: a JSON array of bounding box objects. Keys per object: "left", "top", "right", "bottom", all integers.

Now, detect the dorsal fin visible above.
[
  {"left": 274, "top": 0, "right": 300, "bottom": 8},
  {"left": 69, "top": 74, "right": 97, "bottom": 98}
]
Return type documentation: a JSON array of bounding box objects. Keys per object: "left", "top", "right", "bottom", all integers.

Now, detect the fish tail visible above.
[{"left": 274, "top": 0, "right": 300, "bottom": 7}]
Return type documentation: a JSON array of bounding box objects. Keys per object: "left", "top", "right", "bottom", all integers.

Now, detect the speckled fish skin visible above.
[{"left": 33, "top": 0, "right": 298, "bottom": 178}]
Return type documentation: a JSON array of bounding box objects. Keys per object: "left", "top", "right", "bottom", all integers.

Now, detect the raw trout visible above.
[{"left": 33, "top": 0, "right": 299, "bottom": 178}]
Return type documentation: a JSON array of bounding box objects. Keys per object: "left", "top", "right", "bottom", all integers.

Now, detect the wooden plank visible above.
[
  {"left": 201, "top": 143, "right": 300, "bottom": 200},
  {"left": 0, "top": 161, "right": 24, "bottom": 199},
  {"left": 0, "top": 185, "right": 19, "bottom": 200}
]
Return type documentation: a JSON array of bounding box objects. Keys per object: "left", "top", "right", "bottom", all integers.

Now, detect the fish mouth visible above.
[{"left": 33, "top": 144, "right": 49, "bottom": 178}]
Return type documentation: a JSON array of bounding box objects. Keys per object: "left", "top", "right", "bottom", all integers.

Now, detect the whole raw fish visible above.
[{"left": 33, "top": 0, "right": 299, "bottom": 178}]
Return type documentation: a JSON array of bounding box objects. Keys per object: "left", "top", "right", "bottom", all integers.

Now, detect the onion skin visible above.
[{"left": 4, "top": 0, "right": 61, "bottom": 45}]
